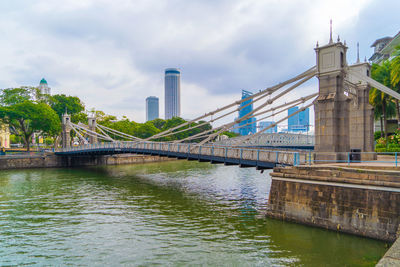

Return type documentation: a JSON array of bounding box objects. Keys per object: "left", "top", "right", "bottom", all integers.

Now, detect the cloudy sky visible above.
[{"left": 0, "top": 0, "right": 399, "bottom": 126}]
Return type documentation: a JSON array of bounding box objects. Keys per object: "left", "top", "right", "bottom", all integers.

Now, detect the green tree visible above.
[
  {"left": 136, "top": 122, "right": 160, "bottom": 138},
  {"left": 391, "top": 45, "right": 400, "bottom": 103},
  {"left": 150, "top": 118, "right": 166, "bottom": 130},
  {"left": 0, "top": 101, "right": 61, "bottom": 151},
  {"left": 370, "top": 61, "right": 396, "bottom": 139},
  {"left": 50, "top": 94, "right": 85, "bottom": 121},
  {"left": 0, "top": 87, "right": 37, "bottom": 106}
]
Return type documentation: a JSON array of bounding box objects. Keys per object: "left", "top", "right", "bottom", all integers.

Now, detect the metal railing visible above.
[
  {"left": 56, "top": 142, "right": 400, "bottom": 167},
  {"left": 56, "top": 141, "right": 304, "bottom": 166}
]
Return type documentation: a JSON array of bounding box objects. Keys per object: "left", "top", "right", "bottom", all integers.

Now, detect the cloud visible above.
[{"left": 0, "top": 0, "right": 397, "bottom": 127}]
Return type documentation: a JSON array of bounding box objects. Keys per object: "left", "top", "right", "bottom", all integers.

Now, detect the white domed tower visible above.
[{"left": 38, "top": 78, "right": 51, "bottom": 95}]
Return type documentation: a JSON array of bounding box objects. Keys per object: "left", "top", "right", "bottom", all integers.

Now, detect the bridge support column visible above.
[
  {"left": 88, "top": 116, "right": 97, "bottom": 144},
  {"left": 348, "top": 62, "right": 375, "bottom": 160},
  {"left": 314, "top": 39, "right": 350, "bottom": 162},
  {"left": 62, "top": 113, "right": 71, "bottom": 148}
]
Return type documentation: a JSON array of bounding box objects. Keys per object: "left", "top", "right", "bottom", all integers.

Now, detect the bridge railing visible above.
[
  {"left": 56, "top": 142, "right": 400, "bottom": 167},
  {"left": 56, "top": 141, "right": 307, "bottom": 166}
]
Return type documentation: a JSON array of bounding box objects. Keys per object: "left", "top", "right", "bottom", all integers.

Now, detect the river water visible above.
[{"left": 0, "top": 160, "right": 387, "bottom": 266}]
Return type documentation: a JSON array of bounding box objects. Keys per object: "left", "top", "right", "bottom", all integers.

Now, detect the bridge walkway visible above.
[{"left": 55, "top": 142, "right": 308, "bottom": 169}]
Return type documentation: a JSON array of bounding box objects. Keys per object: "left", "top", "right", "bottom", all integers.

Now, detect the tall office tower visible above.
[
  {"left": 146, "top": 96, "right": 159, "bottom": 121},
  {"left": 258, "top": 121, "right": 277, "bottom": 133},
  {"left": 164, "top": 68, "right": 181, "bottom": 119},
  {"left": 38, "top": 78, "right": 51, "bottom": 95},
  {"left": 288, "top": 106, "right": 310, "bottom": 132},
  {"left": 238, "top": 90, "right": 257, "bottom": 136}
]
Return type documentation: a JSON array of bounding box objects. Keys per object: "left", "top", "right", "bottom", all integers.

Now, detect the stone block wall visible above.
[
  {"left": 0, "top": 153, "right": 175, "bottom": 170},
  {"left": 268, "top": 166, "right": 400, "bottom": 241}
]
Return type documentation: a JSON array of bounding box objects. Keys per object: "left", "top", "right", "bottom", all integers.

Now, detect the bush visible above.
[
  {"left": 375, "top": 143, "right": 400, "bottom": 152},
  {"left": 374, "top": 131, "right": 383, "bottom": 140},
  {"left": 375, "top": 143, "right": 386, "bottom": 152}
]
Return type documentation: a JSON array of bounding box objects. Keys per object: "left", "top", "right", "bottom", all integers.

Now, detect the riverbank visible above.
[{"left": 0, "top": 153, "right": 175, "bottom": 170}]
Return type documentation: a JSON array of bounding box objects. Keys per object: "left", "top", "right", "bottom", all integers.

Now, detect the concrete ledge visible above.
[{"left": 377, "top": 237, "right": 400, "bottom": 266}]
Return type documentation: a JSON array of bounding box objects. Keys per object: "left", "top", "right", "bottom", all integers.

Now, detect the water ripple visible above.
[{"left": 0, "top": 162, "right": 387, "bottom": 266}]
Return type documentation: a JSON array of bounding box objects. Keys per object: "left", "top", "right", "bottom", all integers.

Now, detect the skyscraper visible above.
[
  {"left": 146, "top": 96, "right": 159, "bottom": 121},
  {"left": 288, "top": 106, "right": 310, "bottom": 132},
  {"left": 38, "top": 78, "right": 50, "bottom": 95},
  {"left": 258, "top": 121, "right": 277, "bottom": 133},
  {"left": 238, "top": 90, "right": 257, "bottom": 136},
  {"left": 165, "top": 68, "right": 181, "bottom": 119}
]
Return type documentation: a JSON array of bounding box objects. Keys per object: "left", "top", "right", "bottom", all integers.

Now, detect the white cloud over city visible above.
[{"left": 0, "top": 0, "right": 398, "bottom": 125}]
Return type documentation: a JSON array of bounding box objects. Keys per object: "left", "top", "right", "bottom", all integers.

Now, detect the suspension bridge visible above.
[{"left": 55, "top": 32, "right": 400, "bottom": 169}]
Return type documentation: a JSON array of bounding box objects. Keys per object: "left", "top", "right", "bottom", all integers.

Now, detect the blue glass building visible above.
[
  {"left": 238, "top": 90, "right": 257, "bottom": 136},
  {"left": 258, "top": 121, "right": 277, "bottom": 133},
  {"left": 146, "top": 96, "right": 159, "bottom": 121},
  {"left": 165, "top": 68, "right": 181, "bottom": 119},
  {"left": 288, "top": 106, "right": 309, "bottom": 132}
]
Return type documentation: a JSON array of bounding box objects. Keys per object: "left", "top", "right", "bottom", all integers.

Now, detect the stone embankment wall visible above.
[
  {"left": 377, "top": 236, "right": 400, "bottom": 266},
  {"left": 268, "top": 166, "right": 400, "bottom": 242},
  {"left": 0, "top": 153, "right": 175, "bottom": 170}
]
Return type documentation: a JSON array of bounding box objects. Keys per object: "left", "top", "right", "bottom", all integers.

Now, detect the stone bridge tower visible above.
[
  {"left": 347, "top": 61, "right": 375, "bottom": 158},
  {"left": 314, "top": 36, "right": 350, "bottom": 162},
  {"left": 62, "top": 112, "right": 71, "bottom": 148},
  {"left": 88, "top": 116, "right": 97, "bottom": 144},
  {"left": 314, "top": 32, "right": 375, "bottom": 162}
]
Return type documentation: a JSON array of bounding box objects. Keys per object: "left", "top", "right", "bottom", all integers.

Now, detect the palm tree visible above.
[
  {"left": 370, "top": 61, "right": 396, "bottom": 139},
  {"left": 391, "top": 45, "right": 400, "bottom": 100}
]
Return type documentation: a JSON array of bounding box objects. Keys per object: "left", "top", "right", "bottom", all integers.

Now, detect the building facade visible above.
[
  {"left": 165, "top": 68, "right": 181, "bottom": 119},
  {"left": 369, "top": 31, "right": 400, "bottom": 64},
  {"left": 288, "top": 106, "right": 309, "bottom": 132},
  {"left": 0, "top": 124, "right": 10, "bottom": 148},
  {"left": 238, "top": 90, "right": 257, "bottom": 136},
  {"left": 258, "top": 121, "right": 277, "bottom": 133},
  {"left": 39, "top": 78, "right": 51, "bottom": 95},
  {"left": 146, "top": 96, "right": 159, "bottom": 121}
]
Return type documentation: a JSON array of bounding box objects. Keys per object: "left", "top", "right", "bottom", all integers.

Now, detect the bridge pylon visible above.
[
  {"left": 88, "top": 116, "right": 97, "bottom": 144},
  {"left": 314, "top": 36, "right": 375, "bottom": 162},
  {"left": 347, "top": 62, "right": 375, "bottom": 159},
  {"left": 62, "top": 112, "right": 71, "bottom": 148}
]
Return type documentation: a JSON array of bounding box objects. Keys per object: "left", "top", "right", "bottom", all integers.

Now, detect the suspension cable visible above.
[{"left": 146, "top": 66, "right": 316, "bottom": 140}]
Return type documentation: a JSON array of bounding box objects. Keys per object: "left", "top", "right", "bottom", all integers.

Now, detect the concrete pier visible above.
[{"left": 268, "top": 165, "right": 400, "bottom": 242}]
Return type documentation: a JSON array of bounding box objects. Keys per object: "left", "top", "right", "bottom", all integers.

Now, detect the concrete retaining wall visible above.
[
  {"left": 0, "top": 153, "right": 175, "bottom": 170},
  {"left": 268, "top": 166, "right": 400, "bottom": 242}
]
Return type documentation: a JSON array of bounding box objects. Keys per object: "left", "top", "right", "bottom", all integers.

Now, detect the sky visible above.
[{"left": 0, "top": 0, "right": 399, "bottom": 127}]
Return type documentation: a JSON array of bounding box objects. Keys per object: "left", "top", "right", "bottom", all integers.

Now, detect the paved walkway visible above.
[{"left": 304, "top": 155, "right": 400, "bottom": 169}]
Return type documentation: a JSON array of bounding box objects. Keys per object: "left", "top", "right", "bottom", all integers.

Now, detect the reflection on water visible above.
[{"left": 0, "top": 160, "right": 387, "bottom": 266}]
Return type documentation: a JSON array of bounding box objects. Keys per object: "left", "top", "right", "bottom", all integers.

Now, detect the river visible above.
[{"left": 0, "top": 160, "right": 387, "bottom": 266}]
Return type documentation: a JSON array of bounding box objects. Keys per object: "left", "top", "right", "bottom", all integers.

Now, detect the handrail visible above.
[{"left": 56, "top": 141, "right": 400, "bottom": 167}]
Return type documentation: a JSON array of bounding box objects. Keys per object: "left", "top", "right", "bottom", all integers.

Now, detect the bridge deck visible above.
[{"left": 55, "top": 142, "right": 308, "bottom": 168}]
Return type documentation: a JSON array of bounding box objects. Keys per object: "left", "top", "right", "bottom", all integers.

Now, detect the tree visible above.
[
  {"left": 150, "top": 118, "right": 166, "bottom": 130},
  {"left": 50, "top": 94, "right": 85, "bottom": 121},
  {"left": 136, "top": 122, "right": 160, "bottom": 138},
  {"left": 391, "top": 45, "right": 400, "bottom": 100},
  {"left": 370, "top": 61, "right": 396, "bottom": 139},
  {"left": 0, "top": 101, "right": 60, "bottom": 151},
  {"left": 0, "top": 87, "right": 38, "bottom": 106}
]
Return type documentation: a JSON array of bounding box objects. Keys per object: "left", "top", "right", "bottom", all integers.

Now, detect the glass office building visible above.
[
  {"left": 238, "top": 90, "right": 257, "bottom": 136},
  {"left": 258, "top": 121, "right": 277, "bottom": 133},
  {"left": 288, "top": 106, "right": 310, "bottom": 132},
  {"left": 165, "top": 68, "right": 181, "bottom": 119},
  {"left": 146, "top": 96, "right": 159, "bottom": 121}
]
